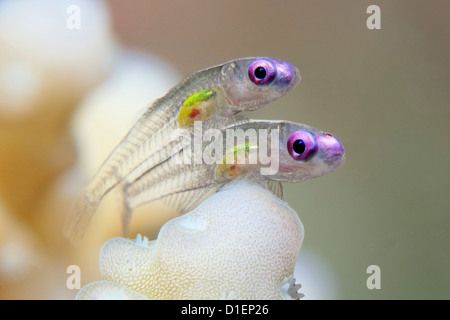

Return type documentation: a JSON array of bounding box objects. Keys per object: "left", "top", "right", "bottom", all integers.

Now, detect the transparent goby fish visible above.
[
  {"left": 65, "top": 57, "right": 300, "bottom": 243},
  {"left": 119, "top": 119, "right": 345, "bottom": 233}
]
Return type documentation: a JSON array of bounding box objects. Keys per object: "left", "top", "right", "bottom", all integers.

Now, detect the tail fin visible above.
[{"left": 63, "top": 188, "right": 100, "bottom": 244}]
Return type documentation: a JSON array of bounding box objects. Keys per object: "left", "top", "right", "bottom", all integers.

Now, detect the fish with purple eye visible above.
[
  {"left": 118, "top": 119, "right": 345, "bottom": 232},
  {"left": 64, "top": 57, "right": 303, "bottom": 243},
  {"left": 64, "top": 56, "right": 347, "bottom": 243}
]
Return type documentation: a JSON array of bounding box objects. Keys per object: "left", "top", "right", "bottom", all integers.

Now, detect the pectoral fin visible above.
[{"left": 265, "top": 180, "right": 284, "bottom": 200}]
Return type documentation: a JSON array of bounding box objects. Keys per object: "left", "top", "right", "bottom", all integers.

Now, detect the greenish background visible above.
[{"left": 108, "top": 0, "right": 449, "bottom": 299}]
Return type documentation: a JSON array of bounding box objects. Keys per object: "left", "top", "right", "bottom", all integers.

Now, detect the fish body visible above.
[
  {"left": 65, "top": 58, "right": 300, "bottom": 242},
  {"left": 121, "top": 119, "right": 345, "bottom": 230}
]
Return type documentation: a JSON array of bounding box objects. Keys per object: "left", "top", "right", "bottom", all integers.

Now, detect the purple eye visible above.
[
  {"left": 287, "top": 130, "right": 318, "bottom": 161},
  {"left": 248, "top": 59, "right": 277, "bottom": 85}
]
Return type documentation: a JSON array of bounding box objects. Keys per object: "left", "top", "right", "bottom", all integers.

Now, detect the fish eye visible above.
[
  {"left": 248, "top": 59, "right": 276, "bottom": 85},
  {"left": 287, "top": 130, "right": 318, "bottom": 161}
]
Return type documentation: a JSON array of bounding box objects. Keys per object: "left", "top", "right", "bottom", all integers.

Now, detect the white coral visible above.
[
  {"left": 76, "top": 180, "right": 304, "bottom": 300},
  {"left": 75, "top": 281, "right": 149, "bottom": 300}
]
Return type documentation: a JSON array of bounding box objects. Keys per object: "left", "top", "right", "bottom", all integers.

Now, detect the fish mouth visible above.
[
  {"left": 274, "top": 60, "right": 301, "bottom": 89},
  {"left": 318, "top": 133, "right": 345, "bottom": 167}
]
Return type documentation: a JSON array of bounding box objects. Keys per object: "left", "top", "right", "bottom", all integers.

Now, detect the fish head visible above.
[
  {"left": 219, "top": 57, "right": 301, "bottom": 114},
  {"left": 266, "top": 121, "right": 345, "bottom": 182}
]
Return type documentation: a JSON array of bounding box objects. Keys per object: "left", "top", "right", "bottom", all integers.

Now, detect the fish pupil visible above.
[
  {"left": 293, "top": 139, "right": 305, "bottom": 155},
  {"left": 254, "top": 66, "right": 267, "bottom": 79}
]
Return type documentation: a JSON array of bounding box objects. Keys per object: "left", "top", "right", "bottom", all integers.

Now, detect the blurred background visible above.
[{"left": 0, "top": 0, "right": 448, "bottom": 299}]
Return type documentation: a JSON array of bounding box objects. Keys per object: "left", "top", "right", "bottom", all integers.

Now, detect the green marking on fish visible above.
[
  {"left": 177, "top": 89, "right": 217, "bottom": 128},
  {"left": 216, "top": 143, "right": 259, "bottom": 178}
]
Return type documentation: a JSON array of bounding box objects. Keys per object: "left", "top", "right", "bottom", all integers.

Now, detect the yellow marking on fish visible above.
[
  {"left": 215, "top": 143, "right": 258, "bottom": 179},
  {"left": 176, "top": 89, "right": 217, "bottom": 128}
]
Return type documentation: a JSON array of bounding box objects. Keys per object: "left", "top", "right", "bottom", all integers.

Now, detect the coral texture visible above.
[{"left": 77, "top": 180, "right": 304, "bottom": 299}]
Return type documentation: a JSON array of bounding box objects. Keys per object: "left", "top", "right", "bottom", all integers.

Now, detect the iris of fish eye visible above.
[
  {"left": 254, "top": 66, "right": 267, "bottom": 79},
  {"left": 293, "top": 139, "right": 305, "bottom": 155},
  {"left": 248, "top": 59, "right": 276, "bottom": 85},
  {"left": 287, "top": 130, "right": 318, "bottom": 161}
]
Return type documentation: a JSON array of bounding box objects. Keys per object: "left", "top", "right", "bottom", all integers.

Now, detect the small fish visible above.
[
  {"left": 65, "top": 57, "right": 300, "bottom": 243},
  {"left": 120, "top": 119, "right": 345, "bottom": 232}
]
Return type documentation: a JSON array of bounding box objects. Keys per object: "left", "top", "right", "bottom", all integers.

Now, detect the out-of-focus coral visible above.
[
  {"left": 0, "top": 0, "right": 114, "bottom": 119},
  {"left": 0, "top": 0, "right": 115, "bottom": 218},
  {"left": 0, "top": 198, "right": 42, "bottom": 284},
  {"left": 0, "top": 0, "right": 181, "bottom": 299},
  {"left": 15, "top": 38, "right": 180, "bottom": 300},
  {"left": 76, "top": 180, "right": 304, "bottom": 300}
]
